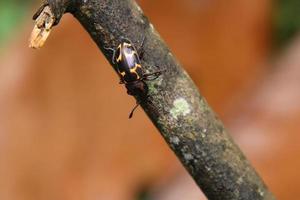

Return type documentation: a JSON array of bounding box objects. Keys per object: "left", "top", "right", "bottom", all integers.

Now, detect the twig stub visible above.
[{"left": 29, "top": 5, "right": 55, "bottom": 49}]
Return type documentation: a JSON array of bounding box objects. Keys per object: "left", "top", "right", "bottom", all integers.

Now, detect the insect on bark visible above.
[{"left": 105, "top": 37, "right": 163, "bottom": 118}]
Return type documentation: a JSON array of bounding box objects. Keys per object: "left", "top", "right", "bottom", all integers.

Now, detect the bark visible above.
[{"left": 31, "top": 0, "right": 276, "bottom": 199}]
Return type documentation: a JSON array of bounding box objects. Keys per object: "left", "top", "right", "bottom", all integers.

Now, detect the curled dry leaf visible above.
[{"left": 29, "top": 5, "right": 55, "bottom": 49}]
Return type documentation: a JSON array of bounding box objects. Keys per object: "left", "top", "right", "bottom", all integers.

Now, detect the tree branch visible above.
[{"left": 30, "top": 0, "right": 275, "bottom": 199}]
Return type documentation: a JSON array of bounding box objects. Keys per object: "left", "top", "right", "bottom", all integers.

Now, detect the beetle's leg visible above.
[
  {"left": 126, "top": 88, "right": 133, "bottom": 96},
  {"left": 119, "top": 79, "right": 125, "bottom": 84},
  {"left": 139, "top": 35, "right": 146, "bottom": 50},
  {"left": 142, "top": 73, "right": 160, "bottom": 81},
  {"left": 103, "top": 46, "right": 116, "bottom": 64},
  {"left": 129, "top": 102, "right": 140, "bottom": 119},
  {"left": 138, "top": 35, "right": 146, "bottom": 58},
  {"left": 142, "top": 67, "right": 165, "bottom": 81}
]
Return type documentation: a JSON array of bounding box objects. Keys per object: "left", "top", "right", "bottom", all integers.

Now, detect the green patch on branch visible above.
[{"left": 170, "top": 97, "right": 191, "bottom": 119}]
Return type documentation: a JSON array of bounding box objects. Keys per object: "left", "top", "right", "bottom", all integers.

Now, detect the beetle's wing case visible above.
[{"left": 116, "top": 42, "right": 143, "bottom": 83}]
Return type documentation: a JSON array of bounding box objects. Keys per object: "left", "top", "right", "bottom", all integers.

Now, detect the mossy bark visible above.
[{"left": 33, "top": 0, "right": 276, "bottom": 199}]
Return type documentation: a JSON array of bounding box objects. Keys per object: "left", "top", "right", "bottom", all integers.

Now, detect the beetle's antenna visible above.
[
  {"left": 129, "top": 103, "right": 140, "bottom": 118},
  {"left": 104, "top": 46, "right": 114, "bottom": 53}
]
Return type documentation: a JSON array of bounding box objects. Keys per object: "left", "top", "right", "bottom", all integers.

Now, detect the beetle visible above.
[{"left": 105, "top": 38, "right": 163, "bottom": 118}]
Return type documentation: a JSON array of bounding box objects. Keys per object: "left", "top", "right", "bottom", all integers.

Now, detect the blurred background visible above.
[{"left": 0, "top": 0, "right": 299, "bottom": 199}]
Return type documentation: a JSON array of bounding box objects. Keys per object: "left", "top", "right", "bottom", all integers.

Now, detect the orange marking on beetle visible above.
[
  {"left": 120, "top": 71, "right": 126, "bottom": 77},
  {"left": 129, "top": 63, "right": 142, "bottom": 79},
  {"left": 130, "top": 70, "right": 140, "bottom": 79},
  {"left": 116, "top": 45, "right": 122, "bottom": 62},
  {"left": 135, "top": 63, "right": 142, "bottom": 68},
  {"left": 130, "top": 63, "right": 141, "bottom": 73},
  {"left": 123, "top": 42, "right": 132, "bottom": 47}
]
